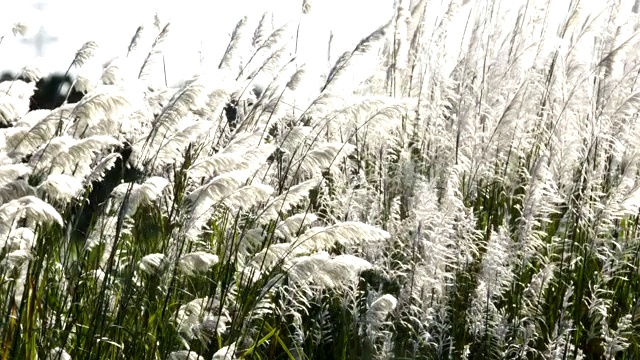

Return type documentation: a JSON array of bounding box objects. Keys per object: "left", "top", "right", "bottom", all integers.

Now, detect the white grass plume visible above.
[
  {"left": 7, "top": 257, "right": 30, "bottom": 306},
  {"left": 295, "top": 221, "right": 390, "bottom": 252},
  {"left": 0, "top": 179, "right": 36, "bottom": 205},
  {"left": 10, "top": 23, "right": 27, "bottom": 37},
  {"left": 0, "top": 249, "right": 32, "bottom": 270},
  {"left": 322, "top": 25, "right": 388, "bottom": 92},
  {"left": 240, "top": 24, "right": 293, "bottom": 84},
  {"left": 222, "top": 183, "right": 274, "bottom": 213},
  {"left": 286, "top": 251, "right": 373, "bottom": 288},
  {"left": 47, "top": 348, "right": 71, "bottom": 360},
  {"left": 138, "top": 23, "right": 170, "bottom": 80},
  {"left": 86, "top": 152, "right": 121, "bottom": 184},
  {"left": 183, "top": 170, "right": 252, "bottom": 241},
  {"left": 468, "top": 225, "right": 514, "bottom": 339},
  {"left": 0, "top": 195, "right": 63, "bottom": 229},
  {"left": 1, "top": 227, "right": 35, "bottom": 252},
  {"left": 222, "top": 130, "right": 268, "bottom": 154},
  {"left": 137, "top": 78, "right": 207, "bottom": 168},
  {"left": 259, "top": 178, "right": 321, "bottom": 224},
  {"left": 72, "top": 41, "right": 99, "bottom": 68},
  {"left": 37, "top": 174, "right": 84, "bottom": 204},
  {"left": 0, "top": 163, "right": 30, "bottom": 187},
  {"left": 252, "top": 12, "right": 272, "bottom": 48},
  {"left": 127, "top": 25, "right": 144, "bottom": 57},
  {"left": 274, "top": 213, "right": 318, "bottom": 240},
  {"left": 245, "top": 45, "right": 290, "bottom": 84},
  {"left": 240, "top": 144, "right": 278, "bottom": 168},
  {"left": 212, "top": 343, "right": 237, "bottom": 360},
  {"left": 139, "top": 253, "right": 165, "bottom": 275},
  {"left": 179, "top": 251, "right": 220, "bottom": 276},
  {"left": 188, "top": 153, "right": 249, "bottom": 180},
  {"left": 175, "top": 296, "right": 218, "bottom": 340},
  {"left": 153, "top": 117, "right": 213, "bottom": 170},
  {"left": 367, "top": 294, "right": 398, "bottom": 326},
  {"left": 219, "top": 17, "right": 249, "bottom": 71},
  {"left": 101, "top": 57, "right": 133, "bottom": 86},
  {"left": 197, "top": 87, "right": 233, "bottom": 119},
  {"left": 17, "top": 65, "right": 42, "bottom": 83},
  {"left": 0, "top": 96, "right": 30, "bottom": 127},
  {"left": 83, "top": 216, "right": 135, "bottom": 269},
  {"left": 168, "top": 351, "right": 205, "bottom": 360},
  {"left": 28, "top": 136, "right": 72, "bottom": 174},
  {"left": 30, "top": 135, "right": 120, "bottom": 177},
  {"left": 0, "top": 79, "right": 36, "bottom": 99},
  {"left": 285, "top": 251, "right": 331, "bottom": 284},
  {"left": 249, "top": 243, "right": 306, "bottom": 273},
  {"left": 13, "top": 109, "right": 51, "bottom": 128},
  {"left": 71, "top": 86, "right": 134, "bottom": 138},
  {"left": 109, "top": 176, "right": 169, "bottom": 217},
  {"left": 139, "top": 23, "right": 171, "bottom": 83},
  {"left": 74, "top": 63, "right": 104, "bottom": 94},
  {"left": 84, "top": 215, "right": 119, "bottom": 251},
  {"left": 188, "top": 143, "right": 276, "bottom": 180},
  {"left": 276, "top": 126, "right": 312, "bottom": 155},
  {"left": 187, "top": 170, "right": 251, "bottom": 205},
  {"left": 61, "top": 135, "right": 120, "bottom": 175},
  {"left": 293, "top": 142, "right": 356, "bottom": 179}
]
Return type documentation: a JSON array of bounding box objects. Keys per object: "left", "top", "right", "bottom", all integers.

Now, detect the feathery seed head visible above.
[
  {"left": 73, "top": 41, "right": 99, "bottom": 68},
  {"left": 47, "top": 347, "right": 71, "bottom": 360},
  {"left": 139, "top": 253, "right": 166, "bottom": 275},
  {"left": 18, "top": 65, "right": 42, "bottom": 83},
  {"left": 367, "top": 294, "right": 398, "bottom": 326},
  {"left": 302, "top": 0, "right": 312, "bottom": 14},
  {"left": 37, "top": 174, "right": 84, "bottom": 203},
  {"left": 11, "top": 23, "right": 28, "bottom": 37},
  {"left": 179, "top": 251, "right": 220, "bottom": 276},
  {"left": 168, "top": 350, "right": 205, "bottom": 360},
  {"left": 0, "top": 196, "right": 63, "bottom": 227},
  {"left": 1, "top": 249, "right": 32, "bottom": 270},
  {"left": 212, "top": 343, "right": 237, "bottom": 360}
]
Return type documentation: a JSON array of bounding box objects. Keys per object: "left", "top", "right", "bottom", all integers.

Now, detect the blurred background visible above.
[{"left": 0, "top": 0, "right": 394, "bottom": 85}]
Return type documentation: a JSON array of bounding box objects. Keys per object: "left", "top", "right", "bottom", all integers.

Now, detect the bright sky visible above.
[{"left": 0, "top": 0, "right": 394, "bottom": 85}]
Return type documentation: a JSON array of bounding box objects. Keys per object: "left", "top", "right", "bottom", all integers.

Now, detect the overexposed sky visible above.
[{"left": 0, "top": 0, "right": 394, "bottom": 85}]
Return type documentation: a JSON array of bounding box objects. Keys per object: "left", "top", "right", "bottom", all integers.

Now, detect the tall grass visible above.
[{"left": 1, "top": 0, "right": 640, "bottom": 359}]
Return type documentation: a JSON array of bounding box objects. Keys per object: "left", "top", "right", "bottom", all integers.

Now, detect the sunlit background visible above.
[{"left": 0, "top": 0, "right": 394, "bottom": 85}]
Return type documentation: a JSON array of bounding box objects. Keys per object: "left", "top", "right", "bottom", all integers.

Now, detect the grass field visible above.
[{"left": 1, "top": 0, "right": 640, "bottom": 359}]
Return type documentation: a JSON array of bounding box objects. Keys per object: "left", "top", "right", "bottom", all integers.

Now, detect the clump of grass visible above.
[{"left": 1, "top": 0, "right": 640, "bottom": 359}]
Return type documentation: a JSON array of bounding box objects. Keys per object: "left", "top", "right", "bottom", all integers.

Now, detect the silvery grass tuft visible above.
[{"left": 2, "top": 0, "right": 640, "bottom": 359}]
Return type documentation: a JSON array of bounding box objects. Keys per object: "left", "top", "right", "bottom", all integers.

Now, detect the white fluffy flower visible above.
[
  {"left": 367, "top": 294, "right": 397, "bottom": 326},
  {"left": 179, "top": 251, "right": 219, "bottom": 276},
  {"left": 139, "top": 253, "right": 165, "bottom": 275}
]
